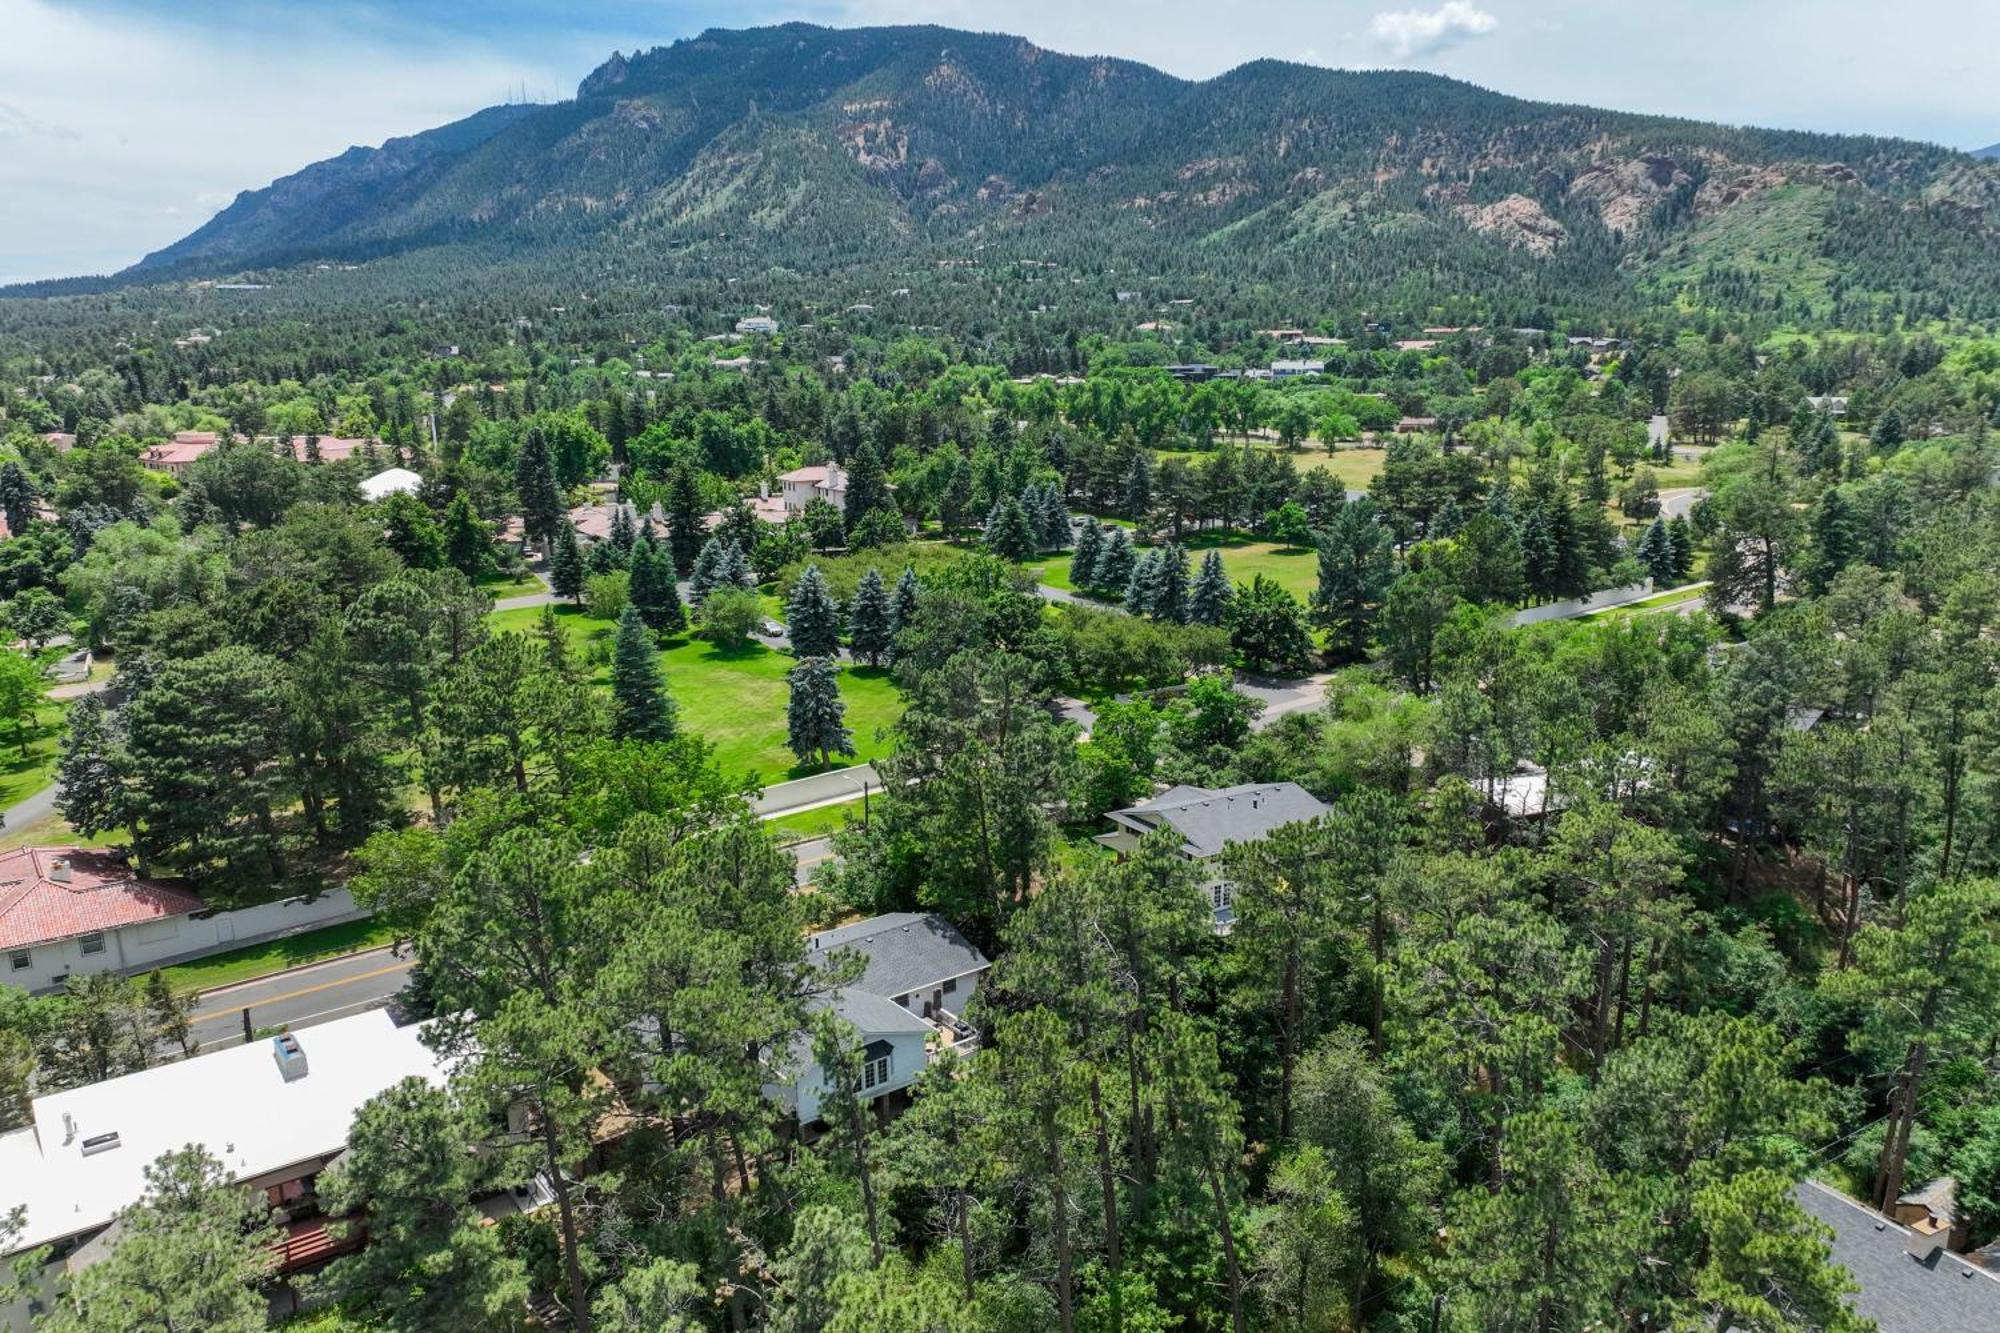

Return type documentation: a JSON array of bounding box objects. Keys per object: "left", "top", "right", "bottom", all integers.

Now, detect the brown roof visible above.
[{"left": 0, "top": 848, "right": 207, "bottom": 951}]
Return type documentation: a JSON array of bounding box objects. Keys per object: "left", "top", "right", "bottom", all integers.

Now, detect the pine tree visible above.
[
  {"left": 607, "top": 503, "right": 636, "bottom": 560},
  {"left": 0, "top": 462, "right": 37, "bottom": 537},
  {"left": 847, "top": 568, "right": 894, "bottom": 667},
  {"left": 1636, "top": 518, "right": 1674, "bottom": 586},
  {"left": 1871, "top": 407, "right": 1906, "bottom": 451},
  {"left": 887, "top": 566, "right": 921, "bottom": 643},
  {"left": 548, "top": 521, "right": 585, "bottom": 602},
  {"left": 1040, "top": 485, "right": 1073, "bottom": 551},
  {"left": 985, "top": 496, "right": 1038, "bottom": 562},
  {"left": 442, "top": 492, "right": 489, "bottom": 579},
  {"left": 662, "top": 466, "right": 706, "bottom": 573},
  {"left": 627, "top": 536, "right": 686, "bottom": 634},
  {"left": 1188, "top": 549, "right": 1233, "bottom": 626},
  {"left": 1153, "top": 542, "right": 1191, "bottom": 623},
  {"left": 1311, "top": 500, "right": 1395, "bottom": 662},
  {"left": 786, "top": 564, "right": 842, "bottom": 658},
  {"left": 1124, "top": 548, "right": 1162, "bottom": 615},
  {"left": 54, "top": 694, "right": 124, "bottom": 837},
  {"left": 842, "top": 442, "right": 896, "bottom": 536},
  {"left": 1665, "top": 515, "right": 1695, "bottom": 581},
  {"left": 722, "top": 539, "right": 755, "bottom": 590},
  {"left": 1124, "top": 451, "right": 1154, "bottom": 520},
  {"left": 1093, "top": 525, "right": 1137, "bottom": 593},
  {"left": 1071, "top": 518, "right": 1104, "bottom": 587},
  {"left": 513, "top": 429, "right": 563, "bottom": 556},
  {"left": 609, "top": 605, "right": 677, "bottom": 742},
  {"left": 688, "top": 535, "right": 729, "bottom": 607},
  {"left": 787, "top": 656, "right": 854, "bottom": 770}
]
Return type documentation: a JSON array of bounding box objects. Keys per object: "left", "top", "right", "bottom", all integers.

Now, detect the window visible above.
[
  {"left": 78, "top": 933, "right": 106, "bottom": 957},
  {"left": 7, "top": 949, "right": 28, "bottom": 971},
  {"left": 1210, "top": 881, "right": 1234, "bottom": 911},
  {"left": 860, "top": 1053, "right": 893, "bottom": 1092},
  {"left": 941, "top": 978, "right": 958, "bottom": 995}
]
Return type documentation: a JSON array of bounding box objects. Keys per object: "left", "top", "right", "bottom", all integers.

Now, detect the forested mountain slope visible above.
[{"left": 44, "top": 24, "right": 2000, "bottom": 322}]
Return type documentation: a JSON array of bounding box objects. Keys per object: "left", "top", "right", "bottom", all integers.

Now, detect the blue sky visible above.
[{"left": 4, "top": 0, "right": 1997, "bottom": 284}]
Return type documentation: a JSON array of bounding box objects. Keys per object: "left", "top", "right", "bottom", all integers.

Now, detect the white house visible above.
[
  {"left": 1270, "top": 359, "right": 1326, "bottom": 378},
  {"left": 766, "top": 913, "right": 990, "bottom": 1125},
  {"left": 0, "top": 848, "right": 208, "bottom": 993},
  {"left": 778, "top": 463, "right": 848, "bottom": 514},
  {"left": 734, "top": 315, "right": 780, "bottom": 336},
  {"left": 0, "top": 1009, "right": 453, "bottom": 1329},
  {"left": 1096, "top": 783, "right": 1331, "bottom": 930}
]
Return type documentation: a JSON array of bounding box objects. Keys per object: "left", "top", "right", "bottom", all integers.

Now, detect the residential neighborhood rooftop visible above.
[
  {"left": 0, "top": 848, "right": 206, "bottom": 952},
  {"left": 807, "top": 912, "right": 990, "bottom": 1000},
  {"left": 1795, "top": 1180, "right": 2000, "bottom": 1333},
  {"left": 1104, "top": 782, "right": 1330, "bottom": 858},
  {"left": 0, "top": 1008, "right": 452, "bottom": 1257}
]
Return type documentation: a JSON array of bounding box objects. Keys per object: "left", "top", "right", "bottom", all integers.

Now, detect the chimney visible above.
[
  {"left": 272, "top": 1033, "right": 309, "bottom": 1081},
  {"left": 48, "top": 857, "right": 70, "bottom": 883}
]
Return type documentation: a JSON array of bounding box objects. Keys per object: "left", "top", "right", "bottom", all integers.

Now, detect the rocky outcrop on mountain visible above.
[
  {"left": 1456, "top": 194, "right": 1568, "bottom": 254},
  {"left": 1568, "top": 155, "right": 1692, "bottom": 235}
]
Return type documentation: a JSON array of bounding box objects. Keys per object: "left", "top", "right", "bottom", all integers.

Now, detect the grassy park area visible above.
[
  {"left": 487, "top": 603, "right": 903, "bottom": 784},
  {"left": 1038, "top": 531, "right": 1319, "bottom": 603}
]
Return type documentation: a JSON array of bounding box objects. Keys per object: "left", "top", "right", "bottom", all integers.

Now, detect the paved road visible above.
[
  {"left": 1238, "top": 672, "right": 1336, "bottom": 727},
  {"left": 1659, "top": 487, "right": 1707, "bottom": 520},
  {"left": 754, "top": 763, "right": 881, "bottom": 817},
  {"left": 2, "top": 780, "right": 60, "bottom": 834},
  {"left": 186, "top": 945, "right": 414, "bottom": 1051},
  {"left": 1510, "top": 583, "right": 1656, "bottom": 628},
  {"left": 790, "top": 836, "right": 837, "bottom": 888}
]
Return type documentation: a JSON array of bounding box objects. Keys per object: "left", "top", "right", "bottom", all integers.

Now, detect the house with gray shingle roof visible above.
[
  {"left": 1096, "top": 782, "right": 1331, "bottom": 930},
  {"left": 1795, "top": 1180, "right": 2000, "bottom": 1333},
  {"left": 765, "top": 913, "right": 991, "bottom": 1125}
]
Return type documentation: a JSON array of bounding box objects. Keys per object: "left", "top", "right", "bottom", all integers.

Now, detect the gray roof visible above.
[
  {"left": 807, "top": 913, "right": 990, "bottom": 999},
  {"left": 1899, "top": 1176, "right": 1961, "bottom": 1221},
  {"left": 1795, "top": 1181, "right": 2000, "bottom": 1333},
  {"left": 1107, "top": 782, "right": 1330, "bottom": 859},
  {"left": 823, "top": 987, "right": 932, "bottom": 1037}
]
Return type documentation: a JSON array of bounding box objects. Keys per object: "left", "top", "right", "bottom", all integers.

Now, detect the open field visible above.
[
  {"left": 477, "top": 570, "right": 547, "bottom": 599},
  {"left": 1039, "top": 530, "right": 1318, "bottom": 602},
  {"left": 1154, "top": 443, "right": 1386, "bottom": 491},
  {"left": 0, "top": 698, "right": 69, "bottom": 812},
  {"left": 488, "top": 603, "right": 903, "bottom": 783}
]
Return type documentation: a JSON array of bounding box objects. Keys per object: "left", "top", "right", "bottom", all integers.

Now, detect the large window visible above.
[
  {"left": 1209, "top": 880, "right": 1234, "bottom": 911},
  {"left": 860, "top": 1053, "right": 893, "bottom": 1092},
  {"left": 78, "top": 933, "right": 106, "bottom": 956},
  {"left": 7, "top": 949, "right": 28, "bottom": 971}
]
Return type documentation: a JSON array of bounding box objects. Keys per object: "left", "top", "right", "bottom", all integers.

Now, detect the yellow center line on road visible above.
[{"left": 190, "top": 960, "right": 409, "bottom": 1023}]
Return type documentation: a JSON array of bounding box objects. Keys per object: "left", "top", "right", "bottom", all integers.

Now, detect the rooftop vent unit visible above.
[
  {"left": 272, "top": 1033, "right": 308, "bottom": 1082},
  {"left": 79, "top": 1131, "right": 121, "bottom": 1157},
  {"left": 48, "top": 857, "right": 70, "bottom": 883}
]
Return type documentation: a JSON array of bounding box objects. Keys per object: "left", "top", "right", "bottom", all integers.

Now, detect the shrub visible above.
[
  {"left": 696, "top": 587, "right": 764, "bottom": 651},
  {"left": 584, "top": 570, "right": 630, "bottom": 621}
]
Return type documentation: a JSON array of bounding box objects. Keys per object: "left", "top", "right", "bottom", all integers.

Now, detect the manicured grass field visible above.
[
  {"left": 1038, "top": 532, "right": 1319, "bottom": 603},
  {"left": 762, "top": 796, "right": 868, "bottom": 843},
  {"left": 477, "top": 570, "right": 548, "bottom": 599},
  {"left": 158, "top": 917, "right": 401, "bottom": 996},
  {"left": 0, "top": 698, "right": 70, "bottom": 813},
  {"left": 1154, "top": 444, "right": 1386, "bottom": 492},
  {"left": 487, "top": 603, "right": 904, "bottom": 784}
]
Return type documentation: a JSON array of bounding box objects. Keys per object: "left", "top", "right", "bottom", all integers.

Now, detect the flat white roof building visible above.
[
  {"left": 0, "top": 1007, "right": 452, "bottom": 1260},
  {"left": 359, "top": 466, "right": 423, "bottom": 502}
]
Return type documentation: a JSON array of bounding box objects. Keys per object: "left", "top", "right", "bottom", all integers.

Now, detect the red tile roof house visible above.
[
  {"left": 276, "top": 435, "right": 377, "bottom": 464},
  {"left": 0, "top": 848, "right": 207, "bottom": 994},
  {"left": 137, "top": 431, "right": 220, "bottom": 478}
]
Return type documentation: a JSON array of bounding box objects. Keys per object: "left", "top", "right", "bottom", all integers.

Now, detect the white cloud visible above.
[{"left": 1368, "top": 1, "right": 1499, "bottom": 61}]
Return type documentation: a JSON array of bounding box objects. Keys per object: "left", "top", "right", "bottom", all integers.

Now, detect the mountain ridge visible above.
[{"left": 23, "top": 24, "right": 2000, "bottom": 320}]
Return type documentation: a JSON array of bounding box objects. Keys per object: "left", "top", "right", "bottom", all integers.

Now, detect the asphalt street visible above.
[{"left": 186, "top": 946, "right": 415, "bottom": 1051}]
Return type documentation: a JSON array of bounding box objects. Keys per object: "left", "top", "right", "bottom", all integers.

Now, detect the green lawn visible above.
[
  {"left": 1037, "top": 532, "right": 1318, "bottom": 602},
  {"left": 0, "top": 812, "right": 122, "bottom": 852},
  {"left": 487, "top": 603, "right": 904, "bottom": 784},
  {"left": 477, "top": 570, "right": 548, "bottom": 599},
  {"left": 159, "top": 917, "right": 400, "bottom": 996},
  {"left": 762, "top": 796, "right": 869, "bottom": 843},
  {"left": 1154, "top": 444, "right": 1385, "bottom": 491},
  {"left": 0, "top": 698, "right": 68, "bottom": 812}
]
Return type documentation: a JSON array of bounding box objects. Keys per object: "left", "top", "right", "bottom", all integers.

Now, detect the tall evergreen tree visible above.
[
  {"left": 1664, "top": 514, "right": 1695, "bottom": 581},
  {"left": 1124, "top": 548, "right": 1162, "bottom": 615},
  {"left": 1312, "top": 500, "right": 1395, "bottom": 662},
  {"left": 787, "top": 656, "right": 854, "bottom": 769},
  {"left": 607, "top": 503, "right": 636, "bottom": 560},
  {"left": 609, "top": 605, "right": 677, "bottom": 742},
  {"left": 513, "top": 429, "right": 563, "bottom": 557},
  {"left": 1636, "top": 517, "right": 1675, "bottom": 585},
  {"left": 1071, "top": 517, "right": 1104, "bottom": 587},
  {"left": 786, "top": 564, "right": 842, "bottom": 658},
  {"left": 662, "top": 466, "right": 706, "bottom": 573},
  {"left": 0, "top": 462, "right": 38, "bottom": 538},
  {"left": 548, "top": 520, "right": 585, "bottom": 602},
  {"left": 847, "top": 568, "right": 894, "bottom": 667},
  {"left": 842, "top": 442, "right": 896, "bottom": 536},
  {"left": 887, "top": 566, "right": 921, "bottom": 648},
  {"left": 721, "top": 539, "right": 755, "bottom": 591},
  {"left": 1153, "top": 541, "right": 1191, "bottom": 623},
  {"left": 627, "top": 536, "right": 686, "bottom": 634},
  {"left": 1188, "top": 549, "right": 1233, "bottom": 626},
  {"left": 441, "top": 492, "right": 489, "bottom": 579},
  {"left": 1093, "top": 525, "right": 1137, "bottom": 594},
  {"left": 1124, "top": 451, "right": 1154, "bottom": 520},
  {"left": 54, "top": 694, "right": 124, "bottom": 837},
  {"left": 687, "top": 535, "right": 729, "bottom": 607},
  {"left": 985, "top": 496, "right": 1038, "bottom": 562}
]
